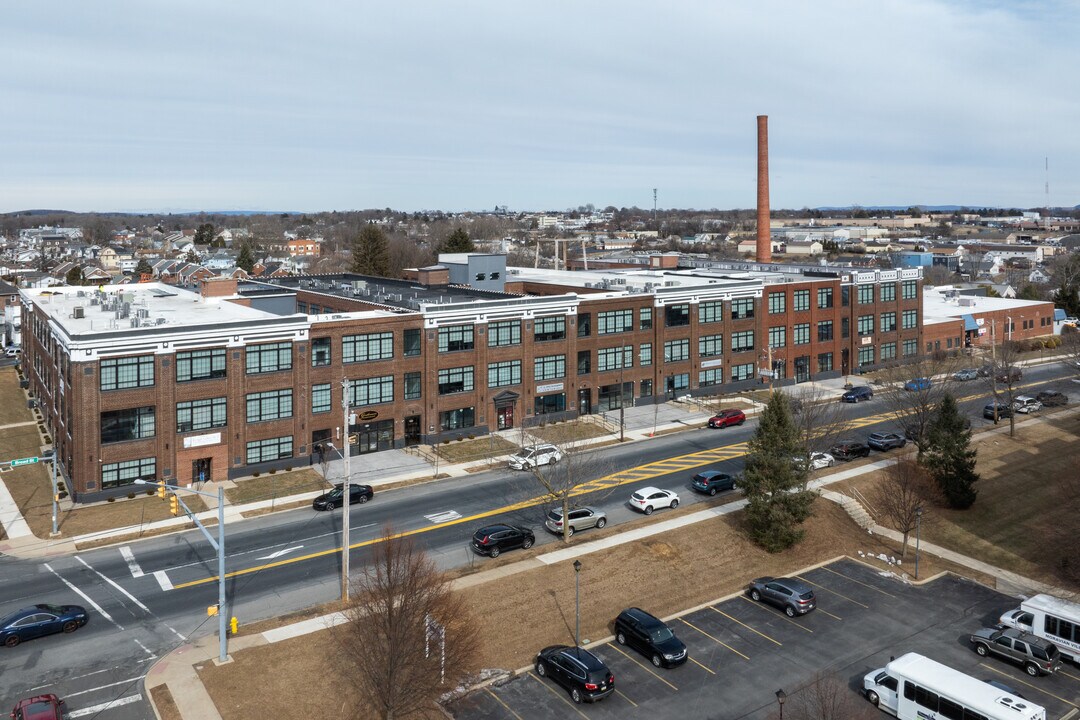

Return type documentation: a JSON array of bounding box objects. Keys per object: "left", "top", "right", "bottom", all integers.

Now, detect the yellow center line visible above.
[
  {"left": 708, "top": 607, "right": 783, "bottom": 646},
  {"left": 529, "top": 672, "right": 590, "bottom": 719},
  {"left": 820, "top": 566, "right": 897, "bottom": 598},
  {"left": 614, "top": 689, "right": 638, "bottom": 708},
  {"left": 677, "top": 617, "right": 750, "bottom": 661},
  {"left": 979, "top": 663, "right": 1079, "bottom": 708},
  {"left": 687, "top": 656, "right": 717, "bottom": 675},
  {"left": 484, "top": 687, "right": 525, "bottom": 720},
  {"left": 738, "top": 596, "right": 814, "bottom": 632},
  {"left": 795, "top": 575, "right": 870, "bottom": 609},
  {"left": 606, "top": 643, "right": 679, "bottom": 691}
]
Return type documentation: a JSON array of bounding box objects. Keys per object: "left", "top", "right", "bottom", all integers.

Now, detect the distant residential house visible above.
[
  {"left": 287, "top": 238, "right": 320, "bottom": 256},
  {"left": 783, "top": 240, "right": 824, "bottom": 256},
  {"left": 98, "top": 247, "right": 119, "bottom": 270},
  {"left": 1028, "top": 267, "right": 1052, "bottom": 284},
  {"left": 736, "top": 238, "right": 783, "bottom": 254},
  {"left": 205, "top": 251, "right": 237, "bottom": 271}
]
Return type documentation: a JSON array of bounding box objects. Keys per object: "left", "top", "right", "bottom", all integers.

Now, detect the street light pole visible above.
[
  {"left": 573, "top": 560, "right": 582, "bottom": 651},
  {"left": 776, "top": 689, "right": 787, "bottom": 720},
  {"left": 341, "top": 378, "right": 352, "bottom": 602},
  {"left": 915, "top": 506, "right": 923, "bottom": 580},
  {"left": 50, "top": 451, "right": 59, "bottom": 537}
]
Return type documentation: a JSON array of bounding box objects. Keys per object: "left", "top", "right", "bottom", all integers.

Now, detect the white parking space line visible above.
[
  {"left": 75, "top": 556, "right": 151, "bottom": 612},
  {"left": 133, "top": 638, "right": 157, "bottom": 658},
  {"left": 43, "top": 563, "right": 123, "bottom": 630},
  {"left": 119, "top": 546, "right": 144, "bottom": 577},
  {"left": 154, "top": 570, "right": 174, "bottom": 591},
  {"left": 67, "top": 694, "right": 141, "bottom": 717}
]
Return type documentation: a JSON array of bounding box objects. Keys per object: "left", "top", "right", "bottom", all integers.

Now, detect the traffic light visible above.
[
  {"left": 157, "top": 483, "right": 166, "bottom": 500},
  {"left": 169, "top": 494, "right": 179, "bottom": 516}
]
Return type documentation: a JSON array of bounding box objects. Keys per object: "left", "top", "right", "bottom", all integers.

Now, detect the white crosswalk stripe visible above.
[{"left": 424, "top": 510, "right": 462, "bottom": 524}]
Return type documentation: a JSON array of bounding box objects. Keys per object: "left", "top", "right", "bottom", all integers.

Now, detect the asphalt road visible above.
[{"left": 1, "top": 362, "right": 1075, "bottom": 719}]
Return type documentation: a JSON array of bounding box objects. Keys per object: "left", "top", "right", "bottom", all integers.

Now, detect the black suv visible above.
[
  {"left": 983, "top": 402, "right": 1013, "bottom": 420},
  {"left": 471, "top": 524, "right": 534, "bottom": 558},
  {"left": 830, "top": 440, "right": 871, "bottom": 461},
  {"left": 535, "top": 645, "right": 614, "bottom": 704},
  {"left": 614, "top": 608, "right": 687, "bottom": 668}
]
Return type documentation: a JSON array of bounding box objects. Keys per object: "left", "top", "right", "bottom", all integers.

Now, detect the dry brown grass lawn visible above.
[
  {"left": 435, "top": 435, "right": 519, "bottom": 463},
  {"left": 224, "top": 468, "right": 328, "bottom": 505},
  {"left": 530, "top": 419, "right": 612, "bottom": 444},
  {"left": 0, "top": 366, "right": 37, "bottom": 426},
  {"left": 197, "top": 501, "right": 981, "bottom": 720}
]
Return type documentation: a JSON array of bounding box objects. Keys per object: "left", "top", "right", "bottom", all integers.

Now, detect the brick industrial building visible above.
[{"left": 22, "top": 255, "right": 928, "bottom": 502}]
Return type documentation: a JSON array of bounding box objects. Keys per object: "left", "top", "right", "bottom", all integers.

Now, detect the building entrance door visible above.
[
  {"left": 794, "top": 356, "right": 810, "bottom": 383},
  {"left": 577, "top": 388, "right": 592, "bottom": 415},
  {"left": 404, "top": 416, "right": 421, "bottom": 445},
  {"left": 496, "top": 405, "right": 514, "bottom": 430},
  {"left": 841, "top": 348, "right": 850, "bottom": 376},
  {"left": 192, "top": 458, "right": 211, "bottom": 487}
]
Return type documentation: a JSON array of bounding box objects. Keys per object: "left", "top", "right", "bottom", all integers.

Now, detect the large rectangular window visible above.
[
  {"left": 731, "top": 363, "right": 754, "bottom": 382},
  {"left": 857, "top": 315, "right": 875, "bottom": 336},
  {"left": 312, "top": 384, "right": 331, "bottom": 414},
  {"left": 880, "top": 311, "right": 897, "bottom": 333},
  {"left": 768, "top": 326, "right": 786, "bottom": 348},
  {"left": 343, "top": 332, "right": 394, "bottom": 363},
  {"left": 793, "top": 323, "right": 810, "bottom": 345},
  {"left": 101, "top": 457, "right": 155, "bottom": 489},
  {"left": 101, "top": 406, "right": 156, "bottom": 443},
  {"left": 731, "top": 298, "right": 754, "bottom": 320},
  {"left": 349, "top": 376, "right": 394, "bottom": 406},
  {"left": 857, "top": 284, "right": 874, "bottom": 304},
  {"left": 817, "top": 352, "right": 833, "bottom": 373},
  {"left": 817, "top": 287, "right": 833, "bottom": 309},
  {"left": 246, "top": 389, "right": 293, "bottom": 423},
  {"left": 699, "top": 368, "right": 723, "bottom": 387},
  {"left": 487, "top": 360, "right": 521, "bottom": 388},
  {"left": 577, "top": 350, "right": 591, "bottom": 375},
  {"left": 534, "top": 394, "right": 566, "bottom": 415},
  {"left": 793, "top": 290, "right": 810, "bottom": 312},
  {"left": 699, "top": 334, "right": 723, "bottom": 358},
  {"left": 403, "top": 328, "right": 422, "bottom": 357},
  {"left": 488, "top": 320, "right": 521, "bottom": 347},
  {"left": 177, "top": 398, "right": 227, "bottom": 432},
  {"left": 311, "top": 338, "right": 331, "bottom": 367},
  {"left": 664, "top": 339, "right": 690, "bottom": 363},
  {"left": 534, "top": 355, "right": 566, "bottom": 381},
  {"left": 768, "top": 292, "right": 786, "bottom": 314},
  {"left": 404, "top": 372, "right": 422, "bottom": 400},
  {"left": 639, "top": 343, "right": 652, "bottom": 366},
  {"left": 639, "top": 307, "right": 653, "bottom": 330},
  {"left": 438, "top": 324, "right": 474, "bottom": 353},
  {"left": 665, "top": 304, "right": 690, "bottom": 327},
  {"left": 176, "top": 349, "right": 225, "bottom": 382},
  {"left": 597, "top": 309, "right": 634, "bottom": 335},
  {"left": 880, "top": 283, "right": 896, "bottom": 302},
  {"left": 246, "top": 436, "right": 293, "bottom": 464},
  {"left": 902, "top": 309, "right": 918, "bottom": 329},
  {"left": 880, "top": 342, "right": 897, "bottom": 361},
  {"left": 597, "top": 346, "right": 632, "bottom": 372},
  {"left": 858, "top": 347, "right": 875, "bottom": 367},
  {"left": 903, "top": 339, "right": 918, "bottom": 357},
  {"left": 817, "top": 320, "right": 833, "bottom": 342},
  {"left": 246, "top": 342, "right": 292, "bottom": 374},
  {"left": 439, "top": 407, "right": 475, "bottom": 431},
  {"left": 534, "top": 315, "right": 566, "bottom": 341},
  {"left": 577, "top": 313, "right": 591, "bottom": 337},
  {"left": 731, "top": 330, "right": 755, "bottom": 354},
  {"left": 437, "top": 366, "right": 475, "bottom": 394},
  {"left": 101, "top": 355, "right": 155, "bottom": 390},
  {"left": 902, "top": 280, "right": 918, "bottom": 299},
  {"left": 698, "top": 300, "right": 723, "bottom": 324}
]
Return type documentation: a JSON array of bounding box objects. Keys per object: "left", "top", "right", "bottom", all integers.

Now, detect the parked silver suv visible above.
[
  {"left": 544, "top": 506, "right": 607, "bottom": 536},
  {"left": 969, "top": 626, "right": 1062, "bottom": 676}
]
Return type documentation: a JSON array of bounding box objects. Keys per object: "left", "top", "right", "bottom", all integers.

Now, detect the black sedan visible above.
[
  {"left": 312, "top": 483, "right": 374, "bottom": 510},
  {"left": 1, "top": 604, "right": 88, "bottom": 648},
  {"left": 690, "top": 470, "right": 737, "bottom": 496},
  {"left": 830, "top": 440, "right": 871, "bottom": 461}
]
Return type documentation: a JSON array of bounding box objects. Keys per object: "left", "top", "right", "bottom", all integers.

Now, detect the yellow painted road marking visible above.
[
  {"left": 795, "top": 575, "right": 870, "bottom": 609},
  {"left": 1058, "top": 668, "right": 1080, "bottom": 684},
  {"left": 485, "top": 688, "right": 525, "bottom": 720},
  {"left": 821, "top": 566, "right": 897, "bottom": 598},
  {"left": 739, "top": 595, "right": 814, "bottom": 632},
  {"left": 709, "top": 607, "right": 783, "bottom": 646},
  {"left": 688, "top": 656, "right": 717, "bottom": 675},
  {"left": 979, "top": 663, "right": 1079, "bottom": 707},
  {"left": 678, "top": 617, "right": 750, "bottom": 660},
  {"left": 614, "top": 689, "right": 638, "bottom": 707},
  {"left": 607, "top": 643, "right": 679, "bottom": 691},
  {"left": 529, "top": 672, "right": 590, "bottom": 719}
]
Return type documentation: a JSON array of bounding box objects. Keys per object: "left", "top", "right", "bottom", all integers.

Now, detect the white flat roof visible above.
[{"left": 922, "top": 288, "right": 1049, "bottom": 322}]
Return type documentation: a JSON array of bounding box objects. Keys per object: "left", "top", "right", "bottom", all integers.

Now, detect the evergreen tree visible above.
[
  {"left": 65, "top": 267, "right": 83, "bottom": 286},
  {"left": 740, "top": 392, "right": 816, "bottom": 552},
  {"left": 194, "top": 223, "right": 215, "bottom": 245},
  {"left": 351, "top": 225, "right": 391, "bottom": 277},
  {"left": 439, "top": 227, "right": 475, "bottom": 254},
  {"left": 236, "top": 243, "right": 256, "bottom": 273},
  {"left": 134, "top": 258, "right": 154, "bottom": 276},
  {"left": 923, "top": 393, "right": 979, "bottom": 509}
]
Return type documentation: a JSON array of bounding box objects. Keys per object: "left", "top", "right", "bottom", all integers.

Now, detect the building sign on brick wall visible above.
[
  {"left": 183, "top": 432, "right": 222, "bottom": 449},
  {"left": 536, "top": 382, "right": 564, "bottom": 393}
]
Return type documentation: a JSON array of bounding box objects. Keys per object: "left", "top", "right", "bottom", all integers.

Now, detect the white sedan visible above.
[
  {"left": 629, "top": 487, "right": 679, "bottom": 515},
  {"left": 793, "top": 452, "right": 835, "bottom": 471}
]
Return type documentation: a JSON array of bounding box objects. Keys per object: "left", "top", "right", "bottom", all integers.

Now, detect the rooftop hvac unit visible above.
[
  {"left": 664, "top": 280, "right": 679, "bottom": 287},
  {"left": 89, "top": 297, "right": 99, "bottom": 306},
  {"left": 156, "top": 317, "right": 168, "bottom": 325},
  {"left": 131, "top": 317, "right": 140, "bottom": 328},
  {"left": 644, "top": 283, "right": 655, "bottom": 291},
  {"left": 77, "top": 290, "right": 86, "bottom": 297},
  {"left": 73, "top": 306, "right": 85, "bottom": 319},
  {"left": 137, "top": 308, "right": 149, "bottom": 318}
]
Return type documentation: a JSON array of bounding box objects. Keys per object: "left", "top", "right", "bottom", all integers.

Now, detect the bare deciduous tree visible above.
[
  {"left": 878, "top": 355, "right": 965, "bottom": 453},
  {"left": 870, "top": 459, "right": 940, "bottom": 558},
  {"left": 788, "top": 386, "right": 854, "bottom": 459},
  {"left": 333, "top": 529, "right": 477, "bottom": 720},
  {"left": 788, "top": 673, "right": 880, "bottom": 720},
  {"left": 985, "top": 339, "right": 1025, "bottom": 437},
  {"left": 1042, "top": 455, "right": 1080, "bottom": 595}
]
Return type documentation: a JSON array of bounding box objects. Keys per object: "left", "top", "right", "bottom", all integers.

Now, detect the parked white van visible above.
[{"left": 999, "top": 594, "right": 1080, "bottom": 663}]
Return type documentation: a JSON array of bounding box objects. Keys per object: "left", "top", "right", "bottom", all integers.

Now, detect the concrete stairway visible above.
[{"left": 821, "top": 489, "right": 875, "bottom": 530}]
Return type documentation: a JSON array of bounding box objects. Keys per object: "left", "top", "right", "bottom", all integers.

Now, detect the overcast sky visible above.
[{"left": 3, "top": 1, "right": 1077, "bottom": 214}]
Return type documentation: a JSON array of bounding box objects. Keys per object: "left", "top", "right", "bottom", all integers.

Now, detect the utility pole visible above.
[
  {"left": 341, "top": 378, "right": 352, "bottom": 601},
  {"left": 990, "top": 320, "right": 999, "bottom": 423},
  {"left": 50, "top": 450, "right": 59, "bottom": 536}
]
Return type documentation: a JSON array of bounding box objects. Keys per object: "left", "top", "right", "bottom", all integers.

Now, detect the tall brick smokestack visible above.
[{"left": 756, "top": 115, "right": 771, "bottom": 263}]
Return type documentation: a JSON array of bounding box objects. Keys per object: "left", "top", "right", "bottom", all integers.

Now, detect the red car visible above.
[
  {"left": 707, "top": 409, "right": 746, "bottom": 428},
  {"left": 10, "top": 695, "right": 63, "bottom": 720}
]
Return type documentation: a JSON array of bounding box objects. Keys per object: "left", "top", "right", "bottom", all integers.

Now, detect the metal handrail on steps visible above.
[{"left": 849, "top": 485, "right": 877, "bottom": 522}]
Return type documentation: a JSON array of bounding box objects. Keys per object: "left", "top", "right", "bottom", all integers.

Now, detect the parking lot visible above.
[{"left": 448, "top": 559, "right": 1080, "bottom": 720}]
